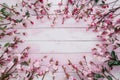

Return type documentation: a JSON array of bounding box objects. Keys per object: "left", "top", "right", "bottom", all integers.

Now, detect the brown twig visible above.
[
  {"left": 62, "top": 65, "right": 70, "bottom": 79},
  {"left": 41, "top": 71, "right": 48, "bottom": 80},
  {"left": 0, "top": 23, "right": 11, "bottom": 26},
  {"left": 68, "top": 60, "right": 83, "bottom": 80},
  {"left": 98, "top": 6, "right": 120, "bottom": 23},
  {"left": 0, "top": 4, "right": 19, "bottom": 15}
]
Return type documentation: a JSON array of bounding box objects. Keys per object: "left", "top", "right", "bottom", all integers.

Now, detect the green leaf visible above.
[
  {"left": 47, "top": 3, "right": 52, "bottom": 7},
  {"left": 107, "top": 76, "right": 113, "bottom": 80},
  {"left": 0, "top": 8, "right": 10, "bottom": 17},
  {"left": 95, "top": 0, "right": 99, "bottom": 3},
  {"left": 14, "top": 58, "right": 18, "bottom": 63},
  {"left": 4, "top": 42, "right": 10, "bottom": 47},
  {"left": 0, "top": 16, "right": 3, "bottom": 21},
  {"left": 94, "top": 74, "right": 104, "bottom": 79},
  {"left": 3, "top": 26, "right": 7, "bottom": 29},
  {"left": 0, "top": 8, "right": 6, "bottom": 12},
  {"left": 21, "top": 61, "right": 29, "bottom": 66},
  {"left": 0, "top": 26, "right": 7, "bottom": 31},
  {"left": 27, "top": 72, "right": 31, "bottom": 77},
  {"left": 111, "top": 51, "right": 117, "bottom": 60},
  {"left": 117, "top": 43, "right": 120, "bottom": 47},
  {"left": 15, "top": 19, "right": 23, "bottom": 23},
  {"left": 25, "top": 11, "right": 30, "bottom": 18},
  {"left": 102, "top": 0, "right": 105, "bottom": 4},
  {"left": 0, "top": 27, "right": 4, "bottom": 31},
  {"left": 108, "top": 60, "right": 120, "bottom": 67}
]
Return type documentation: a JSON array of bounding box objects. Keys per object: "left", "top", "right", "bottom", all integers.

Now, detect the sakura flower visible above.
[
  {"left": 33, "top": 61, "right": 40, "bottom": 68},
  {"left": 116, "top": 18, "right": 120, "bottom": 24},
  {"left": 16, "top": 64, "right": 21, "bottom": 70},
  {"left": 69, "top": 76, "right": 77, "bottom": 80},
  {"left": 52, "top": 65, "right": 58, "bottom": 70}
]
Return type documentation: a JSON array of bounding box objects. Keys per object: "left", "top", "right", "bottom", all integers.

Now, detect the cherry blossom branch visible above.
[
  {"left": 0, "top": 4, "right": 19, "bottom": 15},
  {"left": 41, "top": 71, "right": 48, "bottom": 80},
  {"left": 62, "top": 66, "right": 70, "bottom": 79},
  {"left": 68, "top": 60, "right": 83, "bottom": 80}
]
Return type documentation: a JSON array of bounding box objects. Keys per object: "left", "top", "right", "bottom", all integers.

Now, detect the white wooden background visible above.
[{"left": 0, "top": 0, "right": 120, "bottom": 80}]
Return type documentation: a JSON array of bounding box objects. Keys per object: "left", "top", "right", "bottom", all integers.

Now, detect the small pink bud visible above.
[
  {"left": 58, "top": 2, "right": 63, "bottom": 6},
  {"left": 30, "top": 21, "right": 34, "bottom": 25},
  {"left": 39, "top": 0, "right": 43, "bottom": 3}
]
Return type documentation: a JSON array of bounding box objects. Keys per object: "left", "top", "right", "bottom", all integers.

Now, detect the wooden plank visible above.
[
  {"left": 0, "top": 41, "right": 99, "bottom": 54},
  {"left": 0, "top": 28, "right": 98, "bottom": 41},
  {"left": 13, "top": 41, "right": 99, "bottom": 53},
  {"left": 19, "top": 28, "right": 98, "bottom": 41}
]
